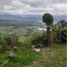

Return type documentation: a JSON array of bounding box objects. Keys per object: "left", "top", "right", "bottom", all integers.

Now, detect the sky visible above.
[{"left": 0, "top": 0, "right": 67, "bottom": 15}]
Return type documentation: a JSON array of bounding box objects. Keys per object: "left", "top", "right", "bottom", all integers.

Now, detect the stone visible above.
[
  {"left": 13, "top": 46, "right": 18, "bottom": 52},
  {"left": 8, "top": 51, "right": 16, "bottom": 61},
  {"left": 32, "top": 48, "right": 41, "bottom": 52}
]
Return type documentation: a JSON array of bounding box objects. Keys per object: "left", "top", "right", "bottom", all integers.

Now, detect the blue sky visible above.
[{"left": 0, "top": 0, "right": 67, "bottom": 15}]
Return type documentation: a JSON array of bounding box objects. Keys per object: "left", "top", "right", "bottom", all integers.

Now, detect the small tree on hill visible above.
[{"left": 42, "top": 13, "right": 53, "bottom": 46}]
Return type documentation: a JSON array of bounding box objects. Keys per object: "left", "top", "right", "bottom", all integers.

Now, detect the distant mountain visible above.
[
  {"left": 0, "top": 13, "right": 41, "bottom": 20},
  {"left": 0, "top": 13, "right": 67, "bottom": 21},
  {"left": 0, "top": 13, "right": 67, "bottom": 28},
  {"left": 54, "top": 15, "right": 67, "bottom": 22},
  {"left": 0, "top": 13, "right": 44, "bottom": 28}
]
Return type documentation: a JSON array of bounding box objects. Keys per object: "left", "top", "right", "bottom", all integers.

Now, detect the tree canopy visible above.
[{"left": 42, "top": 13, "right": 53, "bottom": 26}]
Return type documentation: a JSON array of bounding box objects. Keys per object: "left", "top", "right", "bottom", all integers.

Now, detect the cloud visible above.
[
  {"left": 0, "top": 0, "right": 67, "bottom": 15},
  {"left": 12, "top": 0, "right": 30, "bottom": 7}
]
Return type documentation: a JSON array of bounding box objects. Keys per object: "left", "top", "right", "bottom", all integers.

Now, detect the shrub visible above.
[
  {"left": 30, "top": 31, "right": 44, "bottom": 48},
  {"left": 60, "top": 28, "right": 67, "bottom": 43},
  {"left": 4, "top": 35, "right": 18, "bottom": 50},
  {"left": 51, "top": 25, "right": 59, "bottom": 43},
  {"left": 51, "top": 24, "right": 67, "bottom": 44},
  {"left": 0, "top": 33, "right": 18, "bottom": 51},
  {"left": 0, "top": 33, "right": 6, "bottom": 51}
]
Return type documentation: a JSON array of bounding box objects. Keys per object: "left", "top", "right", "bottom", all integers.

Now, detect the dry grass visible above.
[{"left": 25, "top": 44, "right": 67, "bottom": 67}]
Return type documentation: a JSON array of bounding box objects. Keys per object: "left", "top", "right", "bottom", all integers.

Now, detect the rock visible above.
[
  {"left": 8, "top": 51, "right": 16, "bottom": 61},
  {"left": 13, "top": 46, "right": 18, "bottom": 52},
  {"left": 32, "top": 45, "right": 35, "bottom": 48},
  {"left": 32, "top": 48, "right": 41, "bottom": 52}
]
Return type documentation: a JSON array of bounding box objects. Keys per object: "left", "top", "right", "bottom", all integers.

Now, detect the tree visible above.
[
  {"left": 58, "top": 20, "right": 67, "bottom": 28},
  {"left": 42, "top": 13, "right": 53, "bottom": 46},
  {"left": 57, "top": 20, "right": 67, "bottom": 43}
]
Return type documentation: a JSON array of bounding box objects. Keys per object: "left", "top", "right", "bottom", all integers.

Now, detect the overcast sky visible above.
[{"left": 0, "top": 0, "right": 67, "bottom": 15}]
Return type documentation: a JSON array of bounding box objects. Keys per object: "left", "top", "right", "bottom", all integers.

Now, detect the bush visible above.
[
  {"left": 4, "top": 35, "right": 18, "bottom": 50},
  {"left": 0, "top": 33, "right": 6, "bottom": 51},
  {"left": 30, "top": 31, "right": 44, "bottom": 48},
  {"left": 0, "top": 33, "right": 18, "bottom": 51},
  {"left": 50, "top": 24, "right": 62, "bottom": 43},
  {"left": 60, "top": 29, "right": 67, "bottom": 43},
  {"left": 51, "top": 23, "right": 67, "bottom": 44}
]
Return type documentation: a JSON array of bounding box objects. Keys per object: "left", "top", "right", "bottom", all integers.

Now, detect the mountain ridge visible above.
[{"left": 0, "top": 13, "right": 67, "bottom": 22}]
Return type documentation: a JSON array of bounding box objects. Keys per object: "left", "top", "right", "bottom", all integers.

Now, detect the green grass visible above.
[
  {"left": 0, "top": 42, "right": 39, "bottom": 67},
  {"left": 0, "top": 40, "right": 66, "bottom": 67}
]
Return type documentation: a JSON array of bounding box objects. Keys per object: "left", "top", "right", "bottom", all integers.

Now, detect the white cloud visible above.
[
  {"left": 11, "top": 0, "right": 31, "bottom": 9},
  {"left": 0, "top": 0, "right": 67, "bottom": 15},
  {"left": 3, "top": 5, "right": 13, "bottom": 10},
  {"left": 12, "top": 0, "right": 25, "bottom": 7}
]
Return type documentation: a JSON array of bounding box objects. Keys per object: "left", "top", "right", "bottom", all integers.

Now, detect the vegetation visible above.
[
  {"left": 30, "top": 31, "right": 44, "bottom": 48},
  {"left": 58, "top": 20, "right": 67, "bottom": 28},
  {"left": 25, "top": 44, "right": 67, "bottom": 67},
  {"left": 0, "top": 13, "right": 67, "bottom": 67},
  {"left": 0, "top": 43, "right": 39, "bottom": 67},
  {"left": 42, "top": 13, "right": 54, "bottom": 46}
]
